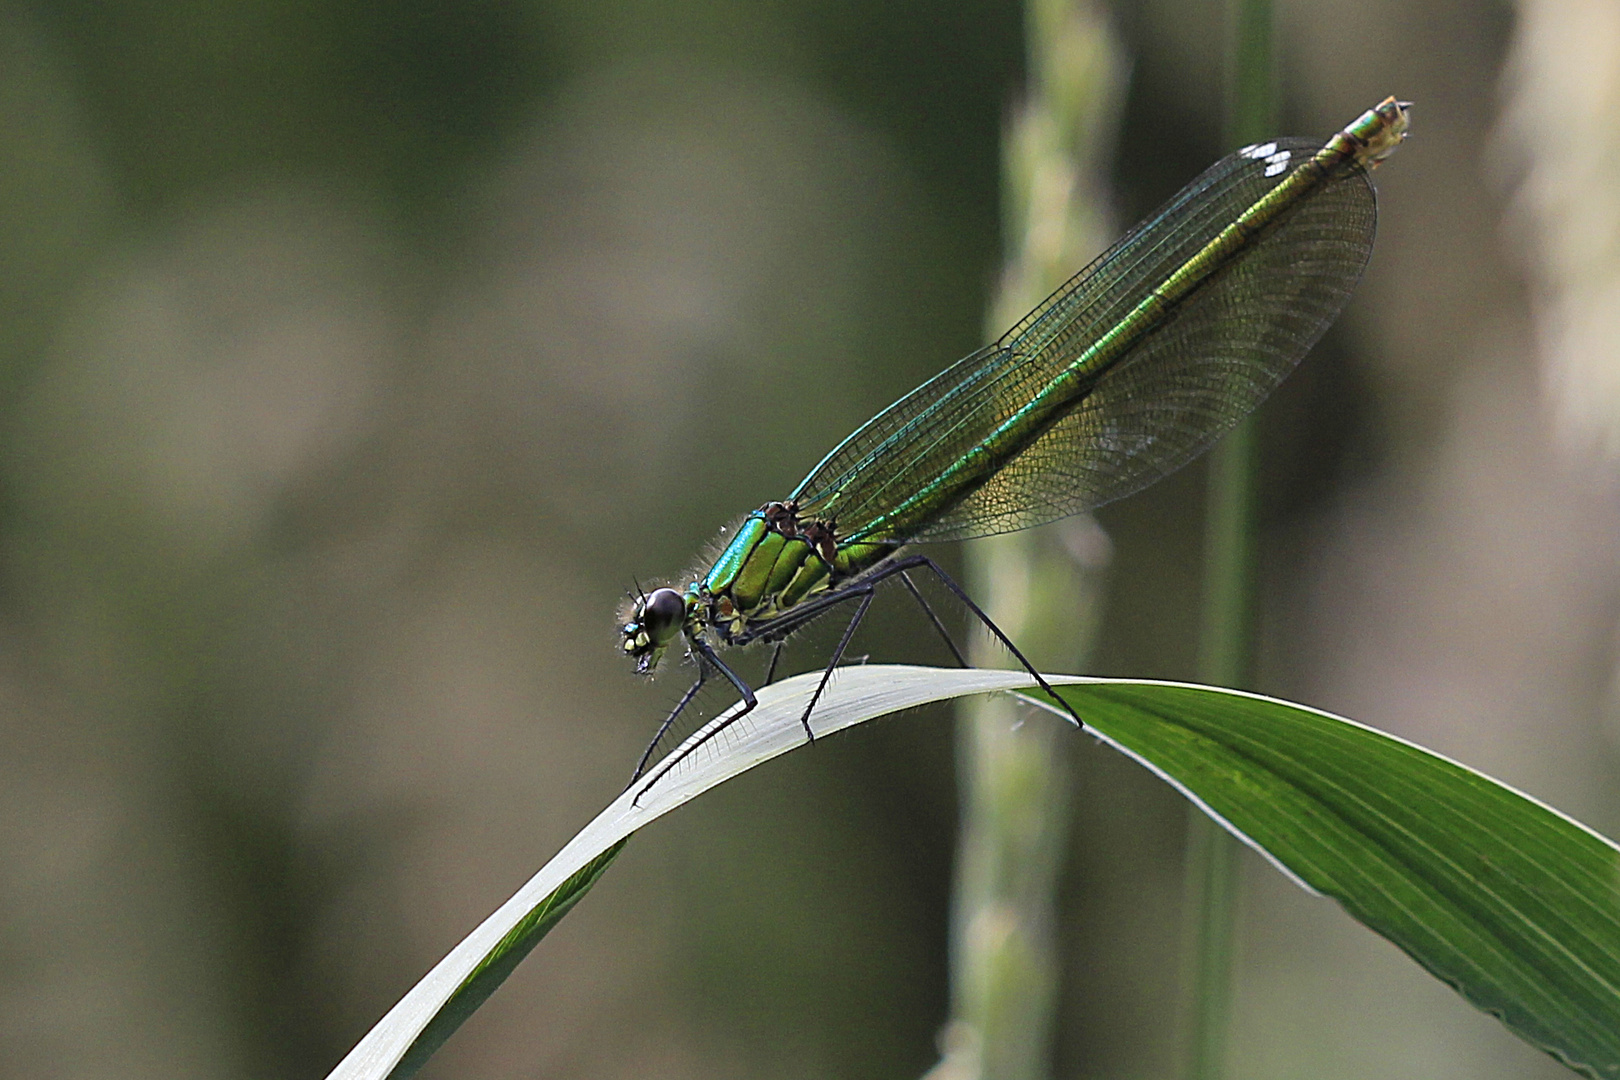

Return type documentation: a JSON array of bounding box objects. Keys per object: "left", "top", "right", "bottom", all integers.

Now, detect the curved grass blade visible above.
[
  {"left": 1060, "top": 680, "right": 1620, "bottom": 1078},
  {"left": 328, "top": 664, "right": 1620, "bottom": 1079}
]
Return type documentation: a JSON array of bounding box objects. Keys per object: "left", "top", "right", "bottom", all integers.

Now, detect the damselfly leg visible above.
[{"left": 630, "top": 556, "right": 1080, "bottom": 803}]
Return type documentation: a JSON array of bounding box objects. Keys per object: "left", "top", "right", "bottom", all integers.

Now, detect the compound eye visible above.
[{"left": 641, "top": 588, "right": 686, "bottom": 643}]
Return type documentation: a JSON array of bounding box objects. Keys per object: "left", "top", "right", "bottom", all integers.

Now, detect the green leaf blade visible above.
[
  {"left": 328, "top": 668, "right": 1620, "bottom": 1080},
  {"left": 389, "top": 838, "right": 630, "bottom": 1080},
  {"left": 1061, "top": 680, "right": 1620, "bottom": 1078}
]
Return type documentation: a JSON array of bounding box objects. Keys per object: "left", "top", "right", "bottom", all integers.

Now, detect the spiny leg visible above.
[
  {"left": 633, "top": 639, "right": 758, "bottom": 805},
  {"left": 797, "top": 586, "right": 876, "bottom": 741},
  {"left": 630, "top": 659, "right": 708, "bottom": 785},
  {"left": 632, "top": 551, "right": 1077, "bottom": 801},
  {"left": 729, "top": 554, "right": 1063, "bottom": 731},
  {"left": 869, "top": 555, "right": 1084, "bottom": 730},
  {"left": 896, "top": 569, "right": 968, "bottom": 667},
  {"left": 763, "top": 641, "right": 787, "bottom": 687},
  {"left": 638, "top": 586, "right": 874, "bottom": 799}
]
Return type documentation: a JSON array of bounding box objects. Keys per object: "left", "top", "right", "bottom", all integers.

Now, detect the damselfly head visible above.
[{"left": 620, "top": 586, "right": 687, "bottom": 672}]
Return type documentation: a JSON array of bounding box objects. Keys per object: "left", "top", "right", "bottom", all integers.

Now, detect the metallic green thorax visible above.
[{"left": 695, "top": 510, "right": 895, "bottom": 643}]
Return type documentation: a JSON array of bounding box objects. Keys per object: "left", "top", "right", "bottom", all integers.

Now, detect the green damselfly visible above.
[{"left": 622, "top": 97, "right": 1409, "bottom": 797}]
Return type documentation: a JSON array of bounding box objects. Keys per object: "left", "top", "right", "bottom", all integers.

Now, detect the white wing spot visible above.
[
  {"left": 1240, "top": 141, "right": 1277, "bottom": 159},
  {"left": 1263, "top": 149, "right": 1291, "bottom": 176}
]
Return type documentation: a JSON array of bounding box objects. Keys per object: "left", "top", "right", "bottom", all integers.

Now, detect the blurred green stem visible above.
[
  {"left": 928, "top": 3, "right": 1124, "bottom": 1079},
  {"left": 1182, "top": 2, "right": 1273, "bottom": 1078}
]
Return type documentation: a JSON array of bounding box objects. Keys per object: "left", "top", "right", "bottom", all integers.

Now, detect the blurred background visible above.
[{"left": 1, "top": 0, "right": 1617, "bottom": 1077}]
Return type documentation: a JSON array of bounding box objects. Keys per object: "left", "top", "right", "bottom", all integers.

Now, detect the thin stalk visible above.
[
  {"left": 1182, "top": 2, "right": 1274, "bottom": 1078},
  {"left": 927, "top": 3, "right": 1124, "bottom": 1079}
]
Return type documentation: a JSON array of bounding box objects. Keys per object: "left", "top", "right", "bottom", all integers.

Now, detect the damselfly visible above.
[{"left": 622, "top": 97, "right": 1409, "bottom": 797}]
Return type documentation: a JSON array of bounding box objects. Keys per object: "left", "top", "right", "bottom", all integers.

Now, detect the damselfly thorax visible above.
[{"left": 620, "top": 499, "right": 897, "bottom": 662}]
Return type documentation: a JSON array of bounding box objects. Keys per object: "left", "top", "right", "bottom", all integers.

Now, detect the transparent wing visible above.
[
  {"left": 917, "top": 163, "right": 1376, "bottom": 540},
  {"left": 789, "top": 137, "right": 1376, "bottom": 543}
]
